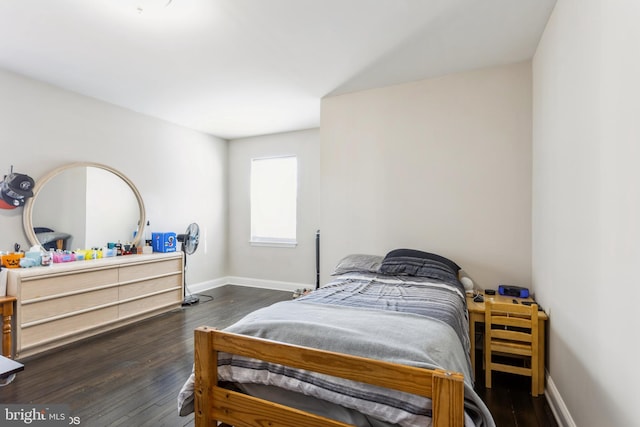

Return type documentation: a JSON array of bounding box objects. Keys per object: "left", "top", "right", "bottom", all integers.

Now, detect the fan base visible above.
[{"left": 182, "top": 295, "right": 200, "bottom": 306}]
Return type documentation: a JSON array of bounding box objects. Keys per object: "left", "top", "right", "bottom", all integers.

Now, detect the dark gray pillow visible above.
[
  {"left": 381, "top": 249, "right": 460, "bottom": 273},
  {"left": 378, "top": 249, "right": 462, "bottom": 286},
  {"left": 331, "top": 254, "right": 383, "bottom": 275}
]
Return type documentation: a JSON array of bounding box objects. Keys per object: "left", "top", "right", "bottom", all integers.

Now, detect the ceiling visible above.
[{"left": 0, "top": 0, "right": 556, "bottom": 140}]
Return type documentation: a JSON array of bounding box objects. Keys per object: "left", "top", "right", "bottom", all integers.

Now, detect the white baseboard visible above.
[
  {"left": 225, "top": 276, "right": 313, "bottom": 292},
  {"left": 545, "top": 373, "right": 576, "bottom": 427},
  {"left": 184, "top": 277, "right": 228, "bottom": 295},
  {"left": 185, "top": 276, "right": 313, "bottom": 294}
]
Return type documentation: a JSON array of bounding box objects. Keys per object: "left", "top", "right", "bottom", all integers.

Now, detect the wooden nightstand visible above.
[
  {"left": 466, "top": 291, "right": 548, "bottom": 395},
  {"left": 0, "top": 296, "right": 16, "bottom": 358}
]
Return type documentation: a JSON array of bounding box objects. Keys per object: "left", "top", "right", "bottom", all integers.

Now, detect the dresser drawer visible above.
[
  {"left": 118, "top": 274, "right": 181, "bottom": 301},
  {"left": 21, "top": 306, "right": 119, "bottom": 349},
  {"left": 118, "top": 258, "right": 182, "bottom": 282},
  {"left": 20, "top": 269, "right": 118, "bottom": 301},
  {"left": 21, "top": 287, "right": 119, "bottom": 324},
  {"left": 118, "top": 289, "right": 182, "bottom": 319}
]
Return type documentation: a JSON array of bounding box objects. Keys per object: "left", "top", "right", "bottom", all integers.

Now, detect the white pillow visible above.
[{"left": 459, "top": 270, "right": 475, "bottom": 292}]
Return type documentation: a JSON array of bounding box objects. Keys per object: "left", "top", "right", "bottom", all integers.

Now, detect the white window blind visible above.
[{"left": 250, "top": 156, "right": 297, "bottom": 246}]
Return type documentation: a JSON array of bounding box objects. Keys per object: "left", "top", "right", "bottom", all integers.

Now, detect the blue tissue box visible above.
[{"left": 152, "top": 232, "right": 177, "bottom": 253}]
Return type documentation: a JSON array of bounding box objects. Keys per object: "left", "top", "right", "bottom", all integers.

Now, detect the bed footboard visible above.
[{"left": 194, "top": 326, "right": 465, "bottom": 427}]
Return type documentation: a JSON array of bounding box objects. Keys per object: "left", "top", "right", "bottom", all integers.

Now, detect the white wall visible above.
[
  {"left": 227, "top": 129, "right": 320, "bottom": 289},
  {"left": 532, "top": 0, "right": 639, "bottom": 425},
  {"left": 0, "top": 68, "right": 227, "bottom": 287},
  {"left": 320, "top": 62, "right": 532, "bottom": 288}
]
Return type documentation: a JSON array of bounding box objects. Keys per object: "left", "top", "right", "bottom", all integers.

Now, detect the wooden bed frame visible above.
[{"left": 193, "top": 326, "right": 466, "bottom": 427}]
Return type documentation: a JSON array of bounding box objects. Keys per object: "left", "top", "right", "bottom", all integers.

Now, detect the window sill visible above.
[{"left": 250, "top": 240, "right": 298, "bottom": 248}]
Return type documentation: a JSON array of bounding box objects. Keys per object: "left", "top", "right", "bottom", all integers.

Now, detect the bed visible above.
[{"left": 178, "top": 249, "right": 495, "bottom": 427}]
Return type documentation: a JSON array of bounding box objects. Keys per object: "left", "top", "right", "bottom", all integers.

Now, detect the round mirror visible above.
[{"left": 23, "top": 162, "right": 146, "bottom": 250}]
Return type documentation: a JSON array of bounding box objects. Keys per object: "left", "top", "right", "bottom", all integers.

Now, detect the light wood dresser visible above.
[{"left": 6, "top": 252, "right": 183, "bottom": 358}]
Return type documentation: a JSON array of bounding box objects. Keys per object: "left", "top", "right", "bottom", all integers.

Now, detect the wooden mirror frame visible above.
[{"left": 23, "top": 162, "right": 146, "bottom": 249}]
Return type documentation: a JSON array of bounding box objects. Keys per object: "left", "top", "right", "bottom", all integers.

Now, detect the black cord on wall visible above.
[{"left": 315, "top": 229, "right": 320, "bottom": 289}]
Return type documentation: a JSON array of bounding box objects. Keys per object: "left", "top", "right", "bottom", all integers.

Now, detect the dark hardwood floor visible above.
[
  {"left": 0, "top": 285, "right": 558, "bottom": 427},
  {"left": 473, "top": 360, "right": 558, "bottom": 427},
  {"left": 0, "top": 285, "right": 291, "bottom": 427}
]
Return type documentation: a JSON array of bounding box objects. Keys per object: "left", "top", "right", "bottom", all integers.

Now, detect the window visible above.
[{"left": 250, "top": 156, "right": 297, "bottom": 246}]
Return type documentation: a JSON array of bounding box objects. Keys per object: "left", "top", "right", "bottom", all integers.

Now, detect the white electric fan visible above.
[{"left": 177, "top": 223, "right": 201, "bottom": 306}]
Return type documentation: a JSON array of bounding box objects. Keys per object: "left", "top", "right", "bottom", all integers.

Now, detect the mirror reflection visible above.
[{"left": 30, "top": 166, "right": 141, "bottom": 250}]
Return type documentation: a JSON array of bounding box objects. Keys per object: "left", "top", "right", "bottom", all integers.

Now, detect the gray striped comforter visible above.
[{"left": 213, "top": 273, "right": 494, "bottom": 427}]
